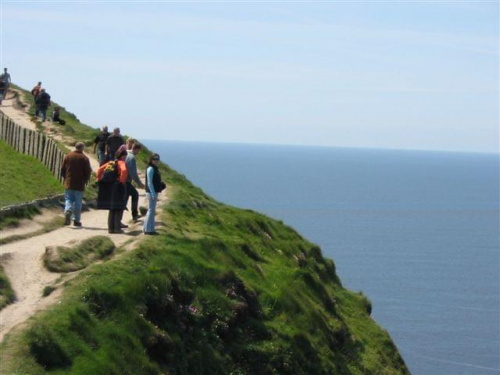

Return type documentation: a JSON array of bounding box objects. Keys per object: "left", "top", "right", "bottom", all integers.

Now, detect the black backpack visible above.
[{"left": 99, "top": 161, "right": 118, "bottom": 183}]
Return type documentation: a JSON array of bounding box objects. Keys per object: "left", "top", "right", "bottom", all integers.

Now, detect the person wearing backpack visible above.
[
  {"left": 143, "top": 153, "right": 166, "bottom": 235},
  {"left": 97, "top": 145, "right": 129, "bottom": 234}
]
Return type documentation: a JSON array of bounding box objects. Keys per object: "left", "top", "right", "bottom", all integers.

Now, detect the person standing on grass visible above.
[
  {"left": 105, "top": 127, "right": 124, "bottom": 163},
  {"left": 36, "top": 88, "right": 51, "bottom": 122},
  {"left": 144, "top": 153, "right": 166, "bottom": 235},
  {"left": 97, "top": 145, "right": 129, "bottom": 234},
  {"left": 125, "top": 143, "right": 145, "bottom": 222},
  {"left": 61, "top": 142, "right": 92, "bottom": 227},
  {"left": 93, "top": 125, "right": 110, "bottom": 165}
]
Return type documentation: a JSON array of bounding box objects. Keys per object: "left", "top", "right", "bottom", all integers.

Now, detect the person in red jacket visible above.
[{"left": 60, "top": 142, "right": 92, "bottom": 227}]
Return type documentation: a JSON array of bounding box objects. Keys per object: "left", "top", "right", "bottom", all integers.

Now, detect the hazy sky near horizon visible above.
[{"left": 1, "top": 1, "right": 498, "bottom": 153}]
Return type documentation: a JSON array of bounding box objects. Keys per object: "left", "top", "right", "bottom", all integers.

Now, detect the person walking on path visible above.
[
  {"left": 93, "top": 126, "right": 110, "bottom": 165},
  {"left": 105, "top": 127, "right": 124, "bottom": 162},
  {"left": 60, "top": 142, "right": 92, "bottom": 227},
  {"left": 36, "top": 88, "right": 51, "bottom": 122},
  {"left": 31, "top": 82, "right": 42, "bottom": 97},
  {"left": 97, "top": 145, "right": 129, "bottom": 234},
  {"left": 125, "top": 143, "right": 145, "bottom": 222},
  {"left": 144, "top": 153, "right": 165, "bottom": 235},
  {"left": 0, "top": 80, "right": 5, "bottom": 105},
  {"left": 31, "top": 82, "right": 42, "bottom": 117},
  {"left": 0, "top": 68, "right": 11, "bottom": 99}
]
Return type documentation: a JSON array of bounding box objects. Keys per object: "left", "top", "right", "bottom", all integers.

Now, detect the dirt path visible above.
[{"left": 0, "top": 90, "right": 164, "bottom": 342}]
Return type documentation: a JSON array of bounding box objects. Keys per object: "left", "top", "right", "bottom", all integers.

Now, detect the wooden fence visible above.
[{"left": 0, "top": 111, "right": 65, "bottom": 181}]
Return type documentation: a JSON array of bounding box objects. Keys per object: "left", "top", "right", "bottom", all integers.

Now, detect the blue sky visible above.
[{"left": 1, "top": 1, "right": 498, "bottom": 153}]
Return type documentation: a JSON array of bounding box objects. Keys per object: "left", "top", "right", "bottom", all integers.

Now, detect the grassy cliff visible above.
[
  {"left": 0, "top": 88, "right": 409, "bottom": 374},
  {"left": 0, "top": 139, "right": 64, "bottom": 208}
]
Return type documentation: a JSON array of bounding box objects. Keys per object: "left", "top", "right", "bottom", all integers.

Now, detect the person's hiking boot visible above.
[
  {"left": 64, "top": 211, "right": 72, "bottom": 226},
  {"left": 120, "top": 223, "right": 129, "bottom": 229},
  {"left": 73, "top": 221, "right": 82, "bottom": 227}
]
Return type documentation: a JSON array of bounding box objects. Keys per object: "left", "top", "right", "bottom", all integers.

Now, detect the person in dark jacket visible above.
[
  {"left": 60, "top": 142, "right": 92, "bottom": 226},
  {"left": 143, "top": 153, "right": 165, "bottom": 235},
  {"left": 93, "top": 125, "right": 110, "bottom": 165},
  {"left": 52, "top": 107, "right": 65, "bottom": 125},
  {"left": 0, "top": 80, "right": 5, "bottom": 105},
  {"left": 36, "top": 88, "right": 51, "bottom": 122},
  {"left": 97, "top": 145, "right": 128, "bottom": 234},
  {"left": 105, "top": 127, "right": 124, "bottom": 162},
  {"left": 125, "top": 143, "right": 145, "bottom": 222}
]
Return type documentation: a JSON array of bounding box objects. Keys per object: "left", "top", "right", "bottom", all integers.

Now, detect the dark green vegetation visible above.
[
  {"left": 0, "top": 86, "right": 409, "bottom": 374},
  {"left": 43, "top": 236, "right": 115, "bottom": 273},
  {"left": 0, "top": 140, "right": 63, "bottom": 209},
  {"left": 0, "top": 165, "right": 409, "bottom": 374},
  {"left": 0, "top": 264, "right": 15, "bottom": 310}
]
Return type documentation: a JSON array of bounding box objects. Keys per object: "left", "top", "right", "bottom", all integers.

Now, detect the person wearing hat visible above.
[{"left": 96, "top": 145, "right": 129, "bottom": 234}]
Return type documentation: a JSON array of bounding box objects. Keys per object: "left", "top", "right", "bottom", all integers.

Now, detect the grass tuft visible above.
[
  {"left": 43, "top": 236, "right": 115, "bottom": 272},
  {"left": 0, "top": 264, "right": 15, "bottom": 310}
]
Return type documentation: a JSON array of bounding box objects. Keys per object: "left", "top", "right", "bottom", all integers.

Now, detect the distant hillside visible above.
[{"left": 0, "top": 87, "right": 409, "bottom": 374}]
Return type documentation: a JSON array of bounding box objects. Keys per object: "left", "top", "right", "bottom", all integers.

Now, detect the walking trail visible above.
[{"left": 0, "top": 90, "right": 166, "bottom": 342}]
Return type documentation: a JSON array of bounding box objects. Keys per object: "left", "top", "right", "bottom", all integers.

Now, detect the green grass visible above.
[
  {"left": 43, "top": 236, "right": 116, "bottom": 273},
  {"left": 0, "top": 161, "right": 409, "bottom": 374},
  {"left": 0, "top": 264, "right": 15, "bottom": 310},
  {"left": 0, "top": 140, "right": 64, "bottom": 208},
  {"left": 0, "top": 216, "right": 65, "bottom": 246},
  {"left": 0, "top": 86, "right": 409, "bottom": 374},
  {"left": 20, "top": 88, "right": 100, "bottom": 149},
  {"left": 0, "top": 206, "right": 41, "bottom": 230},
  {"left": 42, "top": 286, "right": 56, "bottom": 297}
]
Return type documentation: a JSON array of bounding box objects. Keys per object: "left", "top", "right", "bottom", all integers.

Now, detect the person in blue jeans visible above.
[
  {"left": 60, "top": 142, "right": 92, "bottom": 226},
  {"left": 143, "top": 153, "right": 165, "bottom": 235},
  {"left": 93, "top": 126, "right": 110, "bottom": 165},
  {"left": 36, "top": 88, "right": 51, "bottom": 122}
]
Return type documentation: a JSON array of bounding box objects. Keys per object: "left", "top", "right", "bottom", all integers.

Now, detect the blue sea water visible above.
[{"left": 144, "top": 140, "right": 500, "bottom": 375}]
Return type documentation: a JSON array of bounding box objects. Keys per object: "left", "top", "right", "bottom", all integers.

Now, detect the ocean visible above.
[{"left": 144, "top": 140, "right": 500, "bottom": 375}]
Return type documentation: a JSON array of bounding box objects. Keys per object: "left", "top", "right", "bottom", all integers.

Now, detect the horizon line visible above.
[{"left": 141, "top": 138, "right": 499, "bottom": 156}]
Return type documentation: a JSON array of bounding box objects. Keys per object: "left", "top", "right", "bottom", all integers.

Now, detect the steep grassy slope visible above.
[
  {"left": 0, "top": 140, "right": 64, "bottom": 208},
  {"left": 0, "top": 166, "right": 409, "bottom": 374},
  {"left": 0, "top": 87, "right": 409, "bottom": 374}
]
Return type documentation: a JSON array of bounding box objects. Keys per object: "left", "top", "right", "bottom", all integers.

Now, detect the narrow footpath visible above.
[{"left": 0, "top": 90, "right": 165, "bottom": 342}]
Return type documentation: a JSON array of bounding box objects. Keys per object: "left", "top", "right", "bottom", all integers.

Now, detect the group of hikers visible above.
[
  {"left": 60, "top": 131, "right": 165, "bottom": 235},
  {"left": 30, "top": 81, "right": 64, "bottom": 124},
  {"left": 1, "top": 73, "right": 164, "bottom": 234}
]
